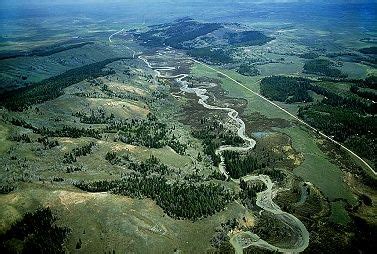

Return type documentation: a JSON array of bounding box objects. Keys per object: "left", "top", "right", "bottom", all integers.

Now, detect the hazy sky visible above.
[
  {"left": 0, "top": 0, "right": 375, "bottom": 11},
  {"left": 1, "top": 0, "right": 376, "bottom": 6}
]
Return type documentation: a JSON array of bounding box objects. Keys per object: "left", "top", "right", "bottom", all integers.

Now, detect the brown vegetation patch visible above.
[{"left": 244, "top": 112, "right": 291, "bottom": 133}]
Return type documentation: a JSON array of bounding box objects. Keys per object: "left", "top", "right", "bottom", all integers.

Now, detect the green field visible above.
[
  {"left": 0, "top": 183, "right": 250, "bottom": 253},
  {"left": 329, "top": 201, "right": 352, "bottom": 225},
  {"left": 282, "top": 126, "right": 356, "bottom": 204}
]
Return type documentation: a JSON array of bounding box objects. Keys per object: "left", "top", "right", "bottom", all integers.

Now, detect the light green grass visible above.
[
  {"left": 366, "top": 67, "right": 377, "bottom": 77},
  {"left": 259, "top": 61, "right": 303, "bottom": 76},
  {"left": 282, "top": 127, "right": 356, "bottom": 204},
  {"left": 0, "top": 183, "right": 250, "bottom": 253},
  {"left": 329, "top": 201, "right": 351, "bottom": 225},
  {"left": 340, "top": 62, "right": 368, "bottom": 79},
  {"left": 191, "top": 64, "right": 288, "bottom": 119},
  {"left": 314, "top": 81, "right": 366, "bottom": 103},
  {"left": 315, "top": 81, "right": 351, "bottom": 95},
  {"left": 133, "top": 146, "right": 192, "bottom": 168}
]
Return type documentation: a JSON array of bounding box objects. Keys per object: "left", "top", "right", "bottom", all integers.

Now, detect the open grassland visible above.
[
  {"left": 0, "top": 42, "right": 135, "bottom": 93},
  {"left": 329, "top": 201, "right": 351, "bottom": 226},
  {"left": 0, "top": 59, "right": 193, "bottom": 182},
  {"left": 131, "top": 146, "right": 192, "bottom": 168},
  {"left": 0, "top": 183, "right": 251, "bottom": 253},
  {"left": 191, "top": 64, "right": 288, "bottom": 119},
  {"left": 340, "top": 62, "right": 369, "bottom": 79},
  {"left": 258, "top": 61, "right": 303, "bottom": 76},
  {"left": 282, "top": 126, "right": 356, "bottom": 204}
]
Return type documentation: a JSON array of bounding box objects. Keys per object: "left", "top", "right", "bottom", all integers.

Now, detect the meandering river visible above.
[{"left": 138, "top": 50, "right": 309, "bottom": 253}]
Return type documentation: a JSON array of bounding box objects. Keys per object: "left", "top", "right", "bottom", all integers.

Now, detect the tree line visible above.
[
  {"left": 303, "top": 59, "right": 346, "bottom": 78},
  {"left": 76, "top": 175, "right": 234, "bottom": 220},
  {"left": 36, "top": 126, "right": 102, "bottom": 139},
  {"left": 135, "top": 18, "right": 222, "bottom": 49},
  {"left": 260, "top": 76, "right": 312, "bottom": 103},
  {"left": 0, "top": 207, "right": 70, "bottom": 254},
  {"left": 0, "top": 57, "right": 128, "bottom": 111},
  {"left": 223, "top": 150, "right": 263, "bottom": 179},
  {"left": 75, "top": 155, "right": 235, "bottom": 220},
  {"left": 350, "top": 85, "right": 377, "bottom": 102},
  {"left": 226, "top": 30, "right": 274, "bottom": 46},
  {"left": 237, "top": 63, "right": 260, "bottom": 77},
  {"left": 73, "top": 109, "right": 115, "bottom": 124},
  {"left": 118, "top": 175, "right": 234, "bottom": 220},
  {"left": 298, "top": 104, "right": 376, "bottom": 167},
  {"left": 261, "top": 75, "right": 376, "bottom": 114}
]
